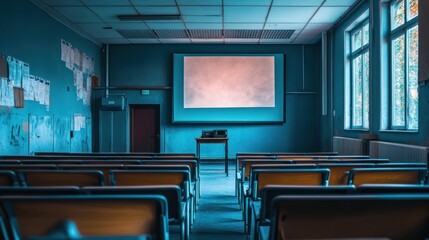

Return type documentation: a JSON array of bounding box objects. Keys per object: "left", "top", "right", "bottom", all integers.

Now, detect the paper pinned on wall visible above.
[
  {"left": 74, "top": 47, "right": 82, "bottom": 70},
  {"left": 14, "top": 60, "right": 23, "bottom": 88},
  {"left": 7, "top": 56, "right": 16, "bottom": 82},
  {"left": 73, "top": 114, "right": 85, "bottom": 131},
  {"left": 61, "top": 39, "right": 68, "bottom": 62},
  {"left": 23, "top": 75, "right": 35, "bottom": 100},
  {"left": 43, "top": 80, "right": 50, "bottom": 106},
  {"left": 0, "top": 77, "right": 15, "bottom": 107}
]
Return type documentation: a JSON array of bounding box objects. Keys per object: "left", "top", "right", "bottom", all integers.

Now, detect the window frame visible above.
[
  {"left": 348, "top": 19, "right": 370, "bottom": 130},
  {"left": 388, "top": 0, "right": 419, "bottom": 130}
]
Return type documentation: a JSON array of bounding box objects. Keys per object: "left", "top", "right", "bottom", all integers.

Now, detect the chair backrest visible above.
[
  {"left": 252, "top": 169, "right": 330, "bottom": 198},
  {"left": 140, "top": 160, "right": 199, "bottom": 181},
  {"left": 18, "top": 170, "right": 105, "bottom": 187},
  {"left": 317, "top": 163, "right": 374, "bottom": 185},
  {"left": 1, "top": 195, "right": 168, "bottom": 239},
  {"left": 248, "top": 164, "right": 317, "bottom": 185},
  {"left": 0, "top": 170, "right": 19, "bottom": 187},
  {"left": 347, "top": 167, "right": 427, "bottom": 185},
  {"left": 292, "top": 159, "right": 340, "bottom": 164},
  {"left": 0, "top": 186, "right": 81, "bottom": 195},
  {"left": 357, "top": 184, "right": 429, "bottom": 193},
  {"left": 0, "top": 164, "right": 57, "bottom": 171},
  {"left": 269, "top": 194, "right": 429, "bottom": 239},
  {"left": 82, "top": 185, "right": 182, "bottom": 220},
  {"left": 259, "top": 185, "right": 356, "bottom": 221},
  {"left": 241, "top": 160, "right": 293, "bottom": 180},
  {"left": 340, "top": 158, "right": 390, "bottom": 164},
  {"left": 57, "top": 164, "right": 125, "bottom": 186}
]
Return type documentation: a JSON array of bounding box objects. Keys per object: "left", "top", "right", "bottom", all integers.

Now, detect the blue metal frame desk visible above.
[{"left": 195, "top": 137, "right": 229, "bottom": 176}]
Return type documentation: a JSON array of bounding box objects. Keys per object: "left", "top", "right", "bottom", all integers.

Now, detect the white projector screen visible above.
[
  {"left": 173, "top": 53, "right": 285, "bottom": 123},
  {"left": 183, "top": 56, "right": 275, "bottom": 108}
]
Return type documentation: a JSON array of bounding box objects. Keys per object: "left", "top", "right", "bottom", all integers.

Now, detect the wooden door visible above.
[{"left": 130, "top": 105, "right": 160, "bottom": 152}]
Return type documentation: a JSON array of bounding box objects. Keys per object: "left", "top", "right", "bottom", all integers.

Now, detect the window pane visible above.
[
  {"left": 392, "top": 0, "right": 405, "bottom": 30},
  {"left": 408, "top": 0, "right": 418, "bottom": 20},
  {"left": 392, "top": 34, "right": 406, "bottom": 127},
  {"left": 363, "top": 51, "right": 370, "bottom": 129},
  {"left": 363, "top": 23, "right": 369, "bottom": 46},
  {"left": 407, "top": 25, "right": 419, "bottom": 129},
  {"left": 352, "top": 55, "right": 363, "bottom": 127},
  {"left": 352, "top": 29, "right": 362, "bottom": 52}
]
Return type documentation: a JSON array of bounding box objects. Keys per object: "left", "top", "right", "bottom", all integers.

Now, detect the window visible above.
[
  {"left": 389, "top": 0, "right": 419, "bottom": 130},
  {"left": 350, "top": 21, "right": 370, "bottom": 129}
]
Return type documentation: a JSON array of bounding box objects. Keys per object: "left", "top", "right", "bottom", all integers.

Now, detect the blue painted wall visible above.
[
  {"left": 95, "top": 43, "right": 323, "bottom": 157},
  {"left": 0, "top": 0, "right": 101, "bottom": 154},
  {"left": 329, "top": 0, "right": 429, "bottom": 146}
]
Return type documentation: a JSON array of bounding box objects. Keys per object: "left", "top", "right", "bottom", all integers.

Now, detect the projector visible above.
[{"left": 201, "top": 130, "right": 227, "bottom": 138}]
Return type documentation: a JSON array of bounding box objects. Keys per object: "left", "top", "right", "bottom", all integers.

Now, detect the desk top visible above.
[{"left": 195, "top": 137, "right": 228, "bottom": 143}]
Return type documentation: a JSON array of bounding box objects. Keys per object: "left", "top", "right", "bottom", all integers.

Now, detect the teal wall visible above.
[
  {"left": 0, "top": 0, "right": 101, "bottom": 155},
  {"left": 329, "top": 0, "right": 429, "bottom": 146},
  {"left": 95, "top": 43, "right": 323, "bottom": 157}
]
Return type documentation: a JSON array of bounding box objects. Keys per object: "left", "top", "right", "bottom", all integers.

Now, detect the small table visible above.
[{"left": 195, "top": 137, "right": 229, "bottom": 176}]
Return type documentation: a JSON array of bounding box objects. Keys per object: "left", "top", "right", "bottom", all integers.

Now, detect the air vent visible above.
[
  {"left": 154, "top": 29, "right": 188, "bottom": 38},
  {"left": 261, "top": 30, "right": 295, "bottom": 39},
  {"left": 117, "top": 29, "right": 156, "bottom": 38},
  {"left": 189, "top": 29, "right": 223, "bottom": 39},
  {"left": 224, "top": 30, "right": 262, "bottom": 38}
]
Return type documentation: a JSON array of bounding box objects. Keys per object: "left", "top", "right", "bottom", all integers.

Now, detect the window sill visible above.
[
  {"left": 379, "top": 129, "right": 419, "bottom": 133},
  {"left": 344, "top": 128, "right": 370, "bottom": 132}
]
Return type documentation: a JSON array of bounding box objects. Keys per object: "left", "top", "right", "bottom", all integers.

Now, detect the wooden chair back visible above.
[
  {"left": 241, "top": 160, "right": 293, "bottom": 181},
  {"left": 18, "top": 170, "right": 105, "bottom": 187},
  {"left": 253, "top": 169, "right": 330, "bottom": 198},
  {"left": 0, "top": 164, "right": 57, "bottom": 171},
  {"left": 317, "top": 163, "right": 374, "bottom": 185},
  {"left": 347, "top": 167, "right": 427, "bottom": 185},
  {"left": 357, "top": 184, "right": 429, "bottom": 193},
  {"left": 1, "top": 195, "right": 168, "bottom": 239},
  {"left": 57, "top": 164, "right": 125, "bottom": 186},
  {"left": 267, "top": 194, "right": 429, "bottom": 239}
]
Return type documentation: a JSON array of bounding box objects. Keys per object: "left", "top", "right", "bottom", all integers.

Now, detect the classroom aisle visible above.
[{"left": 190, "top": 161, "right": 246, "bottom": 240}]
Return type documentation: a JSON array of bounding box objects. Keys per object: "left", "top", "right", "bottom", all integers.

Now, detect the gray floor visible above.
[{"left": 189, "top": 161, "right": 246, "bottom": 240}]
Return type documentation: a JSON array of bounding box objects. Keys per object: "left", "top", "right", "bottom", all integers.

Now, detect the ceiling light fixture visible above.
[{"left": 118, "top": 14, "right": 181, "bottom": 21}]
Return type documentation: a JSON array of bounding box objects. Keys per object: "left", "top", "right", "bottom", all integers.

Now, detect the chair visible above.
[
  {"left": 357, "top": 183, "right": 429, "bottom": 193},
  {"left": 57, "top": 164, "right": 125, "bottom": 186},
  {"left": 260, "top": 194, "right": 429, "bottom": 240},
  {"left": 83, "top": 185, "right": 187, "bottom": 240},
  {"left": 251, "top": 185, "right": 356, "bottom": 238},
  {"left": 1, "top": 195, "right": 169, "bottom": 240},
  {"left": 347, "top": 167, "right": 427, "bottom": 185},
  {"left": 0, "top": 170, "right": 19, "bottom": 187},
  {"left": 317, "top": 163, "right": 374, "bottom": 185},
  {"left": 0, "top": 186, "right": 81, "bottom": 196},
  {"left": 18, "top": 170, "right": 105, "bottom": 187}
]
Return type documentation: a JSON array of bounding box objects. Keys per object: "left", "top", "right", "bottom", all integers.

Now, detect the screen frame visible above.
[{"left": 172, "top": 53, "right": 285, "bottom": 123}]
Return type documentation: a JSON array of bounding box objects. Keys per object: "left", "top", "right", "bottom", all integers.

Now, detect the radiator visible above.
[
  {"left": 369, "top": 141, "right": 428, "bottom": 163},
  {"left": 333, "top": 136, "right": 364, "bottom": 155}
]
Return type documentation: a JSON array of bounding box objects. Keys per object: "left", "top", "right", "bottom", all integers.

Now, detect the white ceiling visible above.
[{"left": 31, "top": 0, "right": 359, "bottom": 45}]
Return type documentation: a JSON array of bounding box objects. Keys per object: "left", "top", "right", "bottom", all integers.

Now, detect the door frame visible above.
[{"left": 129, "top": 104, "right": 161, "bottom": 153}]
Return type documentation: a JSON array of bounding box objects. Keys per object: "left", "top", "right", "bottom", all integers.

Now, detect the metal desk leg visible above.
[{"left": 225, "top": 140, "right": 228, "bottom": 176}]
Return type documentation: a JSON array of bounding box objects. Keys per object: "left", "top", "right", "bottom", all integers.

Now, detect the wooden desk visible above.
[{"left": 196, "top": 138, "right": 229, "bottom": 176}]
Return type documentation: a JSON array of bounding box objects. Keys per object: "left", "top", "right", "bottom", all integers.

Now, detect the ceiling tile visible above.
[
  {"left": 186, "top": 23, "right": 222, "bottom": 29},
  {"left": 324, "top": 0, "right": 357, "bottom": 7},
  {"left": 129, "top": 39, "right": 161, "bottom": 43},
  {"left": 297, "top": 29, "right": 322, "bottom": 38},
  {"left": 146, "top": 22, "right": 186, "bottom": 29},
  {"left": 272, "top": 0, "right": 323, "bottom": 6},
  {"left": 264, "top": 23, "right": 306, "bottom": 29},
  {"left": 99, "top": 38, "right": 131, "bottom": 44},
  {"left": 305, "top": 23, "right": 333, "bottom": 30},
  {"left": 54, "top": 6, "right": 101, "bottom": 23},
  {"left": 224, "top": 0, "right": 271, "bottom": 6},
  {"left": 259, "top": 39, "right": 294, "bottom": 43},
  {"left": 134, "top": 6, "right": 180, "bottom": 15},
  {"left": 90, "top": 6, "right": 137, "bottom": 23},
  {"left": 176, "top": 0, "right": 221, "bottom": 6},
  {"left": 224, "top": 39, "right": 259, "bottom": 44},
  {"left": 81, "top": 0, "right": 131, "bottom": 6},
  {"left": 267, "top": 7, "right": 318, "bottom": 23},
  {"left": 159, "top": 39, "right": 192, "bottom": 43},
  {"left": 311, "top": 6, "right": 349, "bottom": 23},
  {"left": 41, "top": 0, "right": 83, "bottom": 6},
  {"left": 109, "top": 22, "right": 150, "bottom": 30},
  {"left": 190, "top": 39, "right": 224, "bottom": 44},
  {"left": 131, "top": 0, "right": 177, "bottom": 5},
  {"left": 224, "top": 6, "right": 269, "bottom": 23},
  {"left": 179, "top": 6, "right": 222, "bottom": 16},
  {"left": 78, "top": 23, "right": 123, "bottom": 38},
  {"left": 182, "top": 15, "right": 222, "bottom": 23},
  {"left": 224, "top": 23, "right": 264, "bottom": 29}
]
